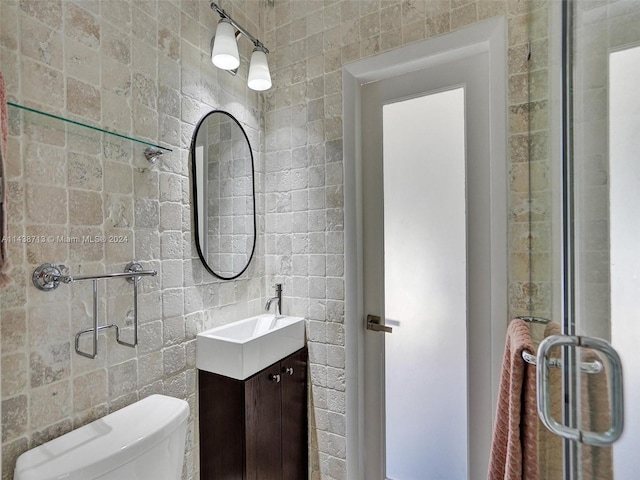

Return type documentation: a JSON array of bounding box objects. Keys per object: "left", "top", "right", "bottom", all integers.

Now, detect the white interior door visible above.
[
  {"left": 382, "top": 88, "right": 467, "bottom": 480},
  {"left": 609, "top": 43, "right": 640, "bottom": 477},
  {"left": 360, "top": 48, "right": 504, "bottom": 479}
]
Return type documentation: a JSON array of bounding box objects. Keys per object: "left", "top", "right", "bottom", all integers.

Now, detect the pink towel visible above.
[
  {"left": 0, "top": 72, "right": 12, "bottom": 288},
  {"left": 488, "top": 319, "right": 539, "bottom": 480}
]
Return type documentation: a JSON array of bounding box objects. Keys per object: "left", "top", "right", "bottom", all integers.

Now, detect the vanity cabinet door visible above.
[
  {"left": 198, "top": 370, "right": 245, "bottom": 480},
  {"left": 245, "top": 363, "right": 282, "bottom": 480},
  {"left": 199, "top": 347, "right": 308, "bottom": 480},
  {"left": 281, "top": 348, "right": 308, "bottom": 479}
]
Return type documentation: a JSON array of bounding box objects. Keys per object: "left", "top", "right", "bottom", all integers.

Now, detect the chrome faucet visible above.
[{"left": 265, "top": 283, "right": 282, "bottom": 317}]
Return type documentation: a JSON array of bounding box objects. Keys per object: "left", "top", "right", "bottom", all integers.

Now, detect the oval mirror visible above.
[{"left": 190, "top": 110, "right": 256, "bottom": 280}]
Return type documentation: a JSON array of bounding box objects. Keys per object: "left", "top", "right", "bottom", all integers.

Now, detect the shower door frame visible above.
[
  {"left": 343, "top": 17, "right": 508, "bottom": 480},
  {"left": 560, "top": 0, "right": 579, "bottom": 474}
]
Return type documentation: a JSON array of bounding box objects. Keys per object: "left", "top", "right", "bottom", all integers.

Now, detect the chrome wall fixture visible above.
[
  {"left": 33, "top": 262, "right": 157, "bottom": 359},
  {"left": 515, "top": 316, "right": 603, "bottom": 374},
  {"left": 210, "top": 2, "right": 272, "bottom": 91},
  {"left": 144, "top": 147, "right": 163, "bottom": 164}
]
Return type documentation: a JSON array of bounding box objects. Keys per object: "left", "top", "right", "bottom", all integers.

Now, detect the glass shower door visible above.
[
  {"left": 571, "top": 1, "right": 640, "bottom": 476},
  {"left": 534, "top": 1, "right": 640, "bottom": 478}
]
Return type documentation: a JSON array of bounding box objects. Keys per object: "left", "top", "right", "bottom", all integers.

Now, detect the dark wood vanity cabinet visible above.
[{"left": 199, "top": 347, "right": 308, "bottom": 480}]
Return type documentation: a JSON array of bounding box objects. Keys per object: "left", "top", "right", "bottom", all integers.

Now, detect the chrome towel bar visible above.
[
  {"left": 516, "top": 315, "right": 551, "bottom": 324},
  {"left": 522, "top": 349, "right": 603, "bottom": 374},
  {"left": 33, "top": 262, "right": 157, "bottom": 289},
  {"left": 515, "top": 316, "right": 604, "bottom": 374},
  {"left": 32, "top": 262, "right": 157, "bottom": 359}
]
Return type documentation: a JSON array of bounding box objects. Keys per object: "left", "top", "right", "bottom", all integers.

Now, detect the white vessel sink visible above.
[{"left": 196, "top": 314, "right": 305, "bottom": 380}]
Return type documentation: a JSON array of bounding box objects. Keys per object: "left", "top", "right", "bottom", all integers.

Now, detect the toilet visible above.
[{"left": 14, "top": 394, "right": 189, "bottom": 480}]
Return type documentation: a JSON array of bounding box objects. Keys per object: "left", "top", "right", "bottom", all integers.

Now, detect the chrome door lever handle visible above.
[{"left": 366, "top": 315, "right": 393, "bottom": 333}]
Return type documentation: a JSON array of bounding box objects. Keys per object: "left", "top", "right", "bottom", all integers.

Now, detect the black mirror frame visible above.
[{"left": 190, "top": 109, "right": 257, "bottom": 280}]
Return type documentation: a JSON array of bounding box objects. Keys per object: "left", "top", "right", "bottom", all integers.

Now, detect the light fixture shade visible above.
[
  {"left": 211, "top": 19, "right": 239, "bottom": 70},
  {"left": 248, "top": 48, "right": 272, "bottom": 91}
]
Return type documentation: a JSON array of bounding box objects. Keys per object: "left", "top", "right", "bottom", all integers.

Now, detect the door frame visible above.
[{"left": 343, "top": 17, "right": 508, "bottom": 479}]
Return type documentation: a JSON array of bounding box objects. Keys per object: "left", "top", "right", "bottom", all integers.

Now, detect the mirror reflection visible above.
[{"left": 190, "top": 110, "right": 256, "bottom": 280}]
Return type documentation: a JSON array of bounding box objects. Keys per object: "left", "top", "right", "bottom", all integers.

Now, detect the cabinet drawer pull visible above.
[
  {"left": 283, "top": 367, "right": 294, "bottom": 376},
  {"left": 269, "top": 373, "right": 281, "bottom": 383}
]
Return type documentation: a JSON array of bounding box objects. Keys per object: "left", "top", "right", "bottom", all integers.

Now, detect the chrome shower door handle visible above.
[
  {"left": 366, "top": 315, "right": 392, "bottom": 333},
  {"left": 537, "top": 334, "right": 624, "bottom": 446}
]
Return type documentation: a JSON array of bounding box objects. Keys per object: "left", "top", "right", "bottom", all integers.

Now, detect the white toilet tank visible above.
[{"left": 14, "top": 394, "right": 189, "bottom": 480}]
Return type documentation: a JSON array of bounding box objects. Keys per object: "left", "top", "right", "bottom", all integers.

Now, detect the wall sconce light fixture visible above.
[
  {"left": 211, "top": 18, "right": 240, "bottom": 70},
  {"left": 210, "top": 2, "right": 272, "bottom": 91}
]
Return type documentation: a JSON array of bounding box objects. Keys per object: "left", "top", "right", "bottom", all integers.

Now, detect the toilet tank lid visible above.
[{"left": 14, "top": 394, "right": 189, "bottom": 480}]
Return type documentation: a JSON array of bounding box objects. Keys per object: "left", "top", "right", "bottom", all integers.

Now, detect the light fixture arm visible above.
[{"left": 210, "top": 2, "right": 269, "bottom": 54}]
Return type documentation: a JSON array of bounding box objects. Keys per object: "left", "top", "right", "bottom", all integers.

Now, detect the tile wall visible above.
[
  {"left": 0, "top": 1, "right": 265, "bottom": 478},
  {"left": 260, "top": 0, "right": 533, "bottom": 478},
  {"left": 1, "top": 1, "right": 535, "bottom": 479},
  {"left": 521, "top": 0, "right": 552, "bottom": 321}
]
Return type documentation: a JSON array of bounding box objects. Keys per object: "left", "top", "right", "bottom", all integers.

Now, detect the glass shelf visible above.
[{"left": 7, "top": 102, "right": 173, "bottom": 152}]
